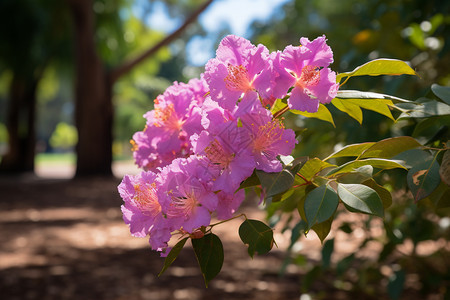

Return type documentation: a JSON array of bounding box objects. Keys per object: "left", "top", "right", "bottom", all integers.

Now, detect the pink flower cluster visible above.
[{"left": 118, "top": 35, "right": 338, "bottom": 255}]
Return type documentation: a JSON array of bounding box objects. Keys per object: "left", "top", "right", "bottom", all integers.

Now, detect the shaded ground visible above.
[{"left": 0, "top": 164, "right": 448, "bottom": 299}]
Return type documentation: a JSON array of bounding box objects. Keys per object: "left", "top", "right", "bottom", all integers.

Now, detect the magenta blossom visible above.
[
  {"left": 192, "top": 119, "right": 256, "bottom": 193},
  {"left": 118, "top": 171, "right": 171, "bottom": 253},
  {"left": 278, "top": 35, "right": 339, "bottom": 113},
  {"left": 205, "top": 35, "right": 272, "bottom": 111},
  {"left": 131, "top": 79, "right": 205, "bottom": 171},
  {"left": 240, "top": 108, "right": 297, "bottom": 172},
  {"left": 215, "top": 189, "right": 245, "bottom": 220},
  {"left": 158, "top": 156, "right": 219, "bottom": 233}
]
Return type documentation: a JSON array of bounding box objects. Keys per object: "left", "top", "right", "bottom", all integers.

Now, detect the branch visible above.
[{"left": 110, "top": 0, "right": 214, "bottom": 83}]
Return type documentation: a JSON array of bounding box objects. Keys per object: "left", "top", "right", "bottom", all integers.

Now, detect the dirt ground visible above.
[{"left": 0, "top": 163, "right": 447, "bottom": 300}]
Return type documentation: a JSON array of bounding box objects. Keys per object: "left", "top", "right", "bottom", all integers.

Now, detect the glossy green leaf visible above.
[
  {"left": 345, "top": 98, "right": 394, "bottom": 120},
  {"left": 256, "top": 167, "right": 296, "bottom": 199},
  {"left": 337, "top": 59, "right": 417, "bottom": 84},
  {"left": 311, "top": 217, "right": 333, "bottom": 243},
  {"left": 337, "top": 183, "right": 384, "bottom": 217},
  {"left": 304, "top": 185, "right": 339, "bottom": 229},
  {"left": 192, "top": 233, "right": 224, "bottom": 287},
  {"left": 239, "top": 219, "right": 274, "bottom": 258},
  {"left": 398, "top": 100, "right": 450, "bottom": 119},
  {"left": 392, "top": 149, "right": 432, "bottom": 168},
  {"left": 159, "top": 237, "right": 188, "bottom": 277},
  {"left": 359, "top": 136, "right": 421, "bottom": 159},
  {"left": 298, "top": 158, "right": 336, "bottom": 181},
  {"left": 362, "top": 179, "right": 392, "bottom": 209},
  {"left": 332, "top": 98, "right": 363, "bottom": 124},
  {"left": 431, "top": 83, "right": 450, "bottom": 105},
  {"left": 324, "top": 142, "right": 375, "bottom": 161},
  {"left": 412, "top": 115, "right": 450, "bottom": 140},
  {"left": 290, "top": 104, "right": 335, "bottom": 127},
  {"left": 407, "top": 153, "right": 441, "bottom": 202},
  {"left": 336, "top": 165, "right": 373, "bottom": 184},
  {"left": 336, "top": 90, "right": 412, "bottom": 103},
  {"left": 280, "top": 186, "right": 307, "bottom": 212},
  {"left": 270, "top": 98, "right": 288, "bottom": 115},
  {"left": 327, "top": 158, "right": 407, "bottom": 176}
]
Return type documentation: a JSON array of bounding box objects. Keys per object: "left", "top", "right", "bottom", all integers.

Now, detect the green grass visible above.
[
  {"left": 35, "top": 152, "right": 76, "bottom": 165},
  {"left": 34, "top": 152, "right": 134, "bottom": 165}
]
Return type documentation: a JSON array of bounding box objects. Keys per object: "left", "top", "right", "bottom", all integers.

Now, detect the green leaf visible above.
[
  {"left": 362, "top": 179, "right": 392, "bottom": 209},
  {"left": 345, "top": 98, "right": 394, "bottom": 121},
  {"left": 280, "top": 186, "right": 307, "bottom": 212},
  {"left": 298, "top": 158, "right": 336, "bottom": 181},
  {"left": 288, "top": 220, "right": 308, "bottom": 250},
  {"left": 270, "top": 98, "right": 288, "bottom": 115},
  {"left": 239, "top": 219, "right": 274, "bottom": 258},
  {"left": 322, "top": 238, "right": 334, "bottom": 269},
  {"left": 398, "top": 100, "right": 450, "bottom": 119},
  {"left": 392, "top": 149, "right": 432, "bottom": 168},
  {"left": 431, "top": 83, "right": 450, "bottom": 105},
  {"left": 256, "top": 168, "right": 296, "bottom": 200},
  {"left": 407, "top": 153, "right": 441, "bottom": 202},
  {"left": 239, "top": 170, "right": 260, "bottom": 189},
  {"left": 336, "top": 90, "right": 412, "bottom": 103},
  {"left": 192, "top": 233, "right": 224, "bottom": 287},
  {"left": 327, "top": 158, "right": 407, "bottom": 176},
  {"left": 256, "top": 170, "right": 294, "bottom": 199},
  {"left": 290, "top": 104, "right": 335, "bottom": 127},
  {"left": 311, "top": 217, "right": 333, "bottom": 243},
  {"left": 337, "top": 59, "right": 417, "bottom": 84},
  {"left": 337, "top": 183, "right": 384, "bottom": 217},
  {"left": 324, "top": 142, "right": 375, "bottom": 161},
  {"left": 304, "top": 185, "right": 339, "bottom": 229},
  {"left": 332, "top": 98, "right": 363, "bottom": 124},
  {"left": 336, "top": 165, "right": 373, "bottom": 184},
  {"left": 412, "top": 115, "right": 450, "bottom": 141},
  {"left": 359, "top": 136, "right": 422, "bottom": 159},
  {"left": 158, "top": 237, "right": 188, "bottom": 277},
  {"left": 387, "top": 270, "right": 406, "bottom": 300}
]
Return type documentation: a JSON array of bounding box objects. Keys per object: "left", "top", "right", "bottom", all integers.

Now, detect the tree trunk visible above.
[
  {"left": 0, "top": 75, "right": 37, "bottom": 174},
  {"left": 69, "top": 0, "right": 113, "bottom": 177},
  {"left": 68, "top": 0, "right": 213, "bottom": 177}
]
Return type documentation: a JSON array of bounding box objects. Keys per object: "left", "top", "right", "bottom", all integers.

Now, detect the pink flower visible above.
[
  {"left": 118, "top": 171, "right": 171, "bottom": 252},
  {"left": 215, "top": 190, "right": 245, "bottom": 220},
  {"left": 158, "top": 156, "right": 219, "bottom": 233},
  {"left": 240, "top": 107, "right": 297, "bottom": 172},
  {"left": 131, "top": 79, "right": 205, "bottom": 171},
  {"left": 278, "top": 35, "right": 339, "bottom": 113},
  {"left": 192, "top": 103, "right": 256, "bottom": 193},
  {"left": 205, "top": 35, "right": 272, "bottom": 111}
]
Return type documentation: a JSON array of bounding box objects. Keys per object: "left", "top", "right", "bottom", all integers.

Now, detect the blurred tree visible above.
[
  {"left": 67, "top": 0, "right": 213, "bottom": 176},
  {"left": 0, "top": 0, "right": 71, "bottom": 173},
  {"left": 49, "top": 122, "right": 78, "bottom": 151},
  {"left": 0, "top": 0, "right": 212, "bottom": 176}
]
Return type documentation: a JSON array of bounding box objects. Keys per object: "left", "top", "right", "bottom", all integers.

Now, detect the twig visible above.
[{"left": 109, "top": 0, "right": 214, "bottom": 83}]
